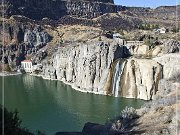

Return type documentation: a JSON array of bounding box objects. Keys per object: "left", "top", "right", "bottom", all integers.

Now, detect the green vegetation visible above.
[
  {"left": 98, "top": 36, "right": 102, "bottom": 41},
  {"left": 59, "top": 38, "right": 64, "bottom": 44},
  {"left": 138, "top": 23, "right": 159, "bottom": 30},
  {"left": 171, "top": 27, "right": 180, "bottom": 33},
  {"left": 0, "top": 106, "right": 46, "bottom": 135},
  {"left": 144, "top": 39, "right": 153, "bottom": 46}
]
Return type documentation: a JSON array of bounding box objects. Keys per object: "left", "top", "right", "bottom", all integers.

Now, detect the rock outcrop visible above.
[
  {"left": 153, "top": 54, "right": 180, "bottom": 79},
  {"left": 125, "top": 5, "right": 180, "bottom": 21},
  {"left": 162, "top": 39, "right": 180, "bottom": 54},
  {"left": 49, "top": 41, "right": 124, "bottom": 94},
  {"left": 0, "top": 19, "right": 51, "bottom": 70},
  {"left": 40, "top": 38, "right": 180, "bottom": 100},
  {"left": 4, "top": 0, "right": 118, "bottom": 20},
  {"left": 1, "top": 0, "right": 179, "bottom": 100},
  {"left": 105, "top": 58, "right": 162, "bottom": 100},
  {"left": 41, "top": 41, "right": 163, "bottom": 100}
]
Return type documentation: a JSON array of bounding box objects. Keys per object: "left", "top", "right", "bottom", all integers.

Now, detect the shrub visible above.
[
  {"left": 111, "top": 120, "right": 125, "bottom": 133},
  {"left": 121, "top": 106, "right": 138, "bottom": 120},
  {"left": 171, "top": 27, "right": 180, "bottom": 33},
  {"left": 98, "top": 36, "right": 102, "bottom": 41},
  {"left": 0, "top": 106, "right": 46, "bottom": 135},
  {"left": 109, "top": 107, "right": 139, "bottom": 133}
]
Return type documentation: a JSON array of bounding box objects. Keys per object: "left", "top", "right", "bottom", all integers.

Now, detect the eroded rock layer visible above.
[
  {"left": 41, "top": 42, "right": 163, "bottom": 100},
  {"left": 4, "top": 0, "right": 119, "bottom": 20}
]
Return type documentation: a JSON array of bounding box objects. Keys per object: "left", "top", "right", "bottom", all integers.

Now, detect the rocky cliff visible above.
[
  {"left": 1, "top": 1, "right": 179, "bottom": 100},
  {"left": 124, "top": 5, "right": 180, "bottom": 21},
  {"left": 3, "top": 0, "right": 118, "bottom": 20},
  {"left": 1, "top": 16, "right": 179, "bottom": 100},
  {"left": 35, "top": 30, "right": 180, "bottom": 100},
  {"left": 40, "top": 40, "right": 167, "bottom": 100},
  {"left": 0, "top": 17, "right": 51, "bottom": 71},
  {"left": 2, "top": 0, "right": 178, "bottom": 30}
]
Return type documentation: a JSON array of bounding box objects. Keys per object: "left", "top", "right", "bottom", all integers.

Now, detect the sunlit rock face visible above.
[
  {"left": 24, "top": 27, "right": 50, "bottom": 48},
  {"left": 105, "top": 58, "right": 162, "bottom": 100},
  {"left": 153, "top": 54, "right": 180, "bottom": 79},
  {"left": 41, "top": 41, "right": 163, "bottom": 100},
  {"left": 52, "top": 41, "right": 125, "bottom": 94},
  {"left": 0, "top": 22, "right": 51, "bottom": 68}
]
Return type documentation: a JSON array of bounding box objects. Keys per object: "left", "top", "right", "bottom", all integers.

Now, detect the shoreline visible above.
[
  {"left": 0, "top": 72, "right": 22, "bottom": 76},
  {"left": 1, "top": 72, "right": 147, "bottom": 100},
  {"left": 30, "top": 73, "right": 147, "bottom": 101},
  {"left": 30, "top": 73, "right": 107, "bottom": 96}
]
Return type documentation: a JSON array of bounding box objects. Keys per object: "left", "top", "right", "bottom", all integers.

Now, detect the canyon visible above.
[
  {"left": 0, "top": 0, "right": 180, "bottom": 134},
  {"left": 0, "top": 6, "right": 179, "bottom": 100},
  {"left": 40, "top": 38, "right": 179, "bottom": 100}
]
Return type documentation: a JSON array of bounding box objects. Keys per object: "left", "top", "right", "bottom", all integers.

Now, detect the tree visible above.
[
  {"left": 154, "top": 24, "right": 159, "bottom": 29},
  {"left": 0, "top": 106, "right": 46, "bottom": 135},
  {"left": 98, "top": 36, "right": 102, "bottom": 41}
]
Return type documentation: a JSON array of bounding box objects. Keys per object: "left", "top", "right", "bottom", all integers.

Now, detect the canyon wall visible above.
[
  {"left": 41, "top": 41, "right": 163, "bottom": 100},
  {"left": 40, "top": 39, "right": 180, "bottom": 100},
  {"left": 125, "top": 5, "right": 180, "bottom": 21},
  {"left": 4, "top": 0, "right": 119, "bottom": 20},
  {"left": 4, "top": 0, "right": 178, "bottom": 20},
  {"left": 0, "top": 21, "right": 51, "bottom": 70}
]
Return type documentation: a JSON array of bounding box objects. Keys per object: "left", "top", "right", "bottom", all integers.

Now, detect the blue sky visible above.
[{"left": 114, "top": 0, "right": 179, "bottom": 7}]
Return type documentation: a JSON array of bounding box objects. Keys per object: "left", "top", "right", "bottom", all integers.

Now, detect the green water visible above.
[{"left": 0, "top": 75, "right": 144, "bottom": 135}]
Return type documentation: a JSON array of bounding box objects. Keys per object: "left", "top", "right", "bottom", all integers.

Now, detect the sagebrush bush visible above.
[
  {"left": 111, "top": 120, "right": 125, "bottom": 133},
  {"left": 109, "top": 107, "right": 138, "bottom": 133},
  {"left": 121, "top": 106, "right": 138, "bottom": 120}
]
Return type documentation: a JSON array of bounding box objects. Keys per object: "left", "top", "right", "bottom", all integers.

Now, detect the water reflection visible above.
[{"left": 0, "top": 75, "right": 144, "bottom": 135}]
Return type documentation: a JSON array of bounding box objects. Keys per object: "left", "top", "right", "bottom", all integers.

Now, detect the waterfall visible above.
[{"left": 112, "top": 59, "right": 126, "bottom": 97}]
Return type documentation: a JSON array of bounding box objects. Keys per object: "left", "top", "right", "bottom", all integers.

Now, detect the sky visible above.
[{"left": 114, "top": 0, "right": 179, "bottom": 8}]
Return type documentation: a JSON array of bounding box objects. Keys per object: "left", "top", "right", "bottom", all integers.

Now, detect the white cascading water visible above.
[{"left": 112, "top": 59, "right": 126, "bottom": 97}]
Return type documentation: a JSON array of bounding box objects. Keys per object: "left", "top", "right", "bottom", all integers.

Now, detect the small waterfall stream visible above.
[{"left": 112, "top": 59, "right": 126, "bottom": 97}]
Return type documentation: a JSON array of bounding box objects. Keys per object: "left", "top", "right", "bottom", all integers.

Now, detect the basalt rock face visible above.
[
  {"left": 154, "top": 6, "right": 180, "bottom": 20},
  {"left": 105, "top": 58, "right": 162, "bottom": 100},
  {"left": 162, "top": 40, "right": 180, "bottom": 54},
  {"left": 0, "top": 21, "right": 25, "bottom": 45},
  {"left": 4, "top": 0, "right": 118, "bottom": 20},
  {"left": 58, "top": 13, "right": 142, "bottom": 31},
  {"left": 4, "top": 0, "right": 67, "bottom": 20},
  {"left": 66, "top": 1, "right": 117, "bottom": 19},
  {"left": 42, "top": 42, "right": 163, "bottom": 100},
  {"left": 24, "top": 27, "right": 50, "bottom": 48},
  {"left": 153, "top": 54, "right": 180, "bottom": 80},
  {"left": 49, "top": 42, "right": 125, "bottom": 93},
  {"left": 124, "top": 5, "right": 180, "bottom": 21},
  {"left": 0, "top": 21, "right": 51, "bottom": 70}
]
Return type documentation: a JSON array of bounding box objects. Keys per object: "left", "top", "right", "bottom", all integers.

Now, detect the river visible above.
[{"left": 0, "top": 74, "right": 144, "bottom": 135}]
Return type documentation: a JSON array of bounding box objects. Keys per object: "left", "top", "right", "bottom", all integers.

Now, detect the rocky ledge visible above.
[
  {"left": 39, "top": 38, "right": 179, "bottom": 100},
  {"left": 3, "top": 0, "right": 119, "bottom": 20}
]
